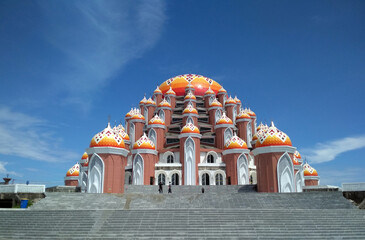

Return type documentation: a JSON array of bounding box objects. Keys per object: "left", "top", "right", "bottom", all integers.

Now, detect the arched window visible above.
[
  {"left": 209, "top": 96, "right": 215, "bottom": 105},
  {"left": 88, "top": 155, "right": 104, "bottom": 193},
  {"left": 165, "top": 96, "right": 171, "bottom": 104},
  {"left": 295, "top": 172, "right": 302, "bottom": 192},
  {"left": 184, "top": 138, "right": 195, "bottom": 185},
  {"left": 202, "top": 173, "right": 210, "bottom": 185},
  {"left": 153, "top": 95, "right": 156, "bottom": 103},
  {"left": 171, "top": 173, "right": 179, "bottom": 185},
  {"left": 277, "top": 153, "right": 294, "bottom": 193},
  {"left": 207, "top": 154, "right": 214, "bottom": 163},
  {"left": 215, "top": 173, "right": 223, "bottom": 185},
  {"left": 144, "top": 106, "right": 148, "bottom": 123},
  {"left": 148, "top": 129, "right": 157, "bottom": 149},
  {"left": 158, "top": 173, "right": 166, "bottom": 185},
  {"left": 233, "top": 107, "right": 237, "bottom": 124},
  {"left": 247, "top": 122, "right": 252, "bottom": 143},
  {"left": 133, "top": 155, "right": 143, "bottom": 185},
  {"left": 167, "top": 154, "right": 174, "bottom": 163},
  {"left": 224, "top": 128, "right": 233, "bottom": 144},
  {"left": 215, "top": 109, "right": 222, "bottom": 123},
  {"left": 187, "top": 116, "right": 194, "bottom": 124},
  {"left": 237, "top": 154, "right": 249, "bottom": 185},
  {"left": 159, "top": 109, "right": 165, "bottom": 122},
  {"left": 130, "top": 122, "right": 135, "bottom": 145}
]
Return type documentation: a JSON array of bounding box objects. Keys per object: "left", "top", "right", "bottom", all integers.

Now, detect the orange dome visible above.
[
  {"left": 224, "top": 135, "right": 248, "bottom": 150},
  {"left": 133, "top": 133, "right": 155, "bottom": 150},
  {"left": 146, "top": 97, "right": 156, "bottom": 105},
  {"left": 125, "top": 108, "right": 135, "bottom": 118},
  {"left": 294, "top": 150, "right": 302, "bottom": 160},
  {"left": 114, "top": 125, "right": 130, "bottom": 142},
  {"left": 218, "top": 87, "right": 227, "bottom": 94},
  {"left": 185, "top": 82, "right": 194, "bottom": 90},
  {"left": 225, "top": 96, "right": 236, "bottom": 105},
  {"left": 236, "top": 110, "right": 251, "bottom": 120},
  {"left": 183, "top": 104, "right": 198, "bottom": 115},
  {"left": 165, "top": 87, "right": 176, "bottom": 96},
  {"left": 80, "top": 152, "right": 89, "bottom": 167},
  {"left": 181, "top": 123, "right": 200, "bottom": 134},
  {"left": 139, "top": 96, "right": 147, "bottom": 105},
  {"left": 209, "top": 98, "right": 222, "bottom": 108},
  {"left": 205, "top": 87, "right": 215, "bottom": 95},
  {"left": 149, "top": 114, "right": 165, "bottom": 125},
  {"left": 90, "top": 123, "right": 125, "bottom": 148},
  {"left": 303, "top": 163, "right": 318, "bottom": 176},
  {"left": 66, "top": 163, "right": 79, "bottom": 177},
  {"left": 184, "top": 91, "right": 196, "bottom": 100},
  {"left": 159, "top": 74, "right": 222, "bottom": 96},
  {"left": 255, "top": 123, "right": 292, "bottom": 148},
  {"left": 130, "top": 110, "right": 145, "bottom": 121},
  {"left": 292, "top": 155, "right": 300, "bottom": 166},
  {"left": 158, "top": 98, "right": 171, "bottom": 108},
  {"left": 154, "top": 86, "right": 162, "bottom": 94},
  {"left": 234, "top": 96, "right": 241, "bottom": 104},
  {"left": 216, "top": 112, "right": 233, "bottom": 125},
  {"left": 256, "top": 122, "right": 265, "bottom": 131},
  {"left": 247, "top": 108, "right": 256, "bottom": 117}
]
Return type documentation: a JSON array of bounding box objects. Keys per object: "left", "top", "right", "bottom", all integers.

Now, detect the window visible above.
[
  {"left": 187, "top": 116, "right": 194, "bottom": 124},
  {"left": 167, "top": 154, "right": 174, "bottom": 163},
  {"left": 171, "top": 173, "right": 179, "bottom": 185},
  {"left": 158, "top": 173, "right": 166, "bottom": 185},
  {"left": 159, "top": 109, "right": 165, "bottom": 122},
  {"left": 224, "top": 128, "right": 233, "bottom": 144},
  {"left": 202, "top": 173, "right": 210, "bottom": 185},
  {"left": 207, "top": 154, "right": 214, "bottom": 163},
  {"left": 148, "top": 129, "right": 156, "bottom": 149},
  {"left": 233, "top": 108, "right": 237, "bottom": 124},
  {"left": 129, "top": 123, "right": 135, "bottom": 145},
  {"left": 165, "top": 96, "right": 171, "bottom": 104},
  {"left": 215, "top": 109, "right": 222, "bottom": 123},
  {"left": 209, "top": 96, "right": 215, "bottom": 105},
  {"left": 144, "top": 107, "right": 148, "bottom": 123},
  {"left": 215, "top": 173, "right": 223, "bottom": 185}
]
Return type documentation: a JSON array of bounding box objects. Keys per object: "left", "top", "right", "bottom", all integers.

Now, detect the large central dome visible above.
[{"left": 159, "top": 74, "right": 222, "bottom": 96}]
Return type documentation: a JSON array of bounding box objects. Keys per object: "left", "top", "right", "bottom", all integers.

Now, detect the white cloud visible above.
[
  {"left": 38, "top": 0, "right": 166, "bottom": 110},
  {"left": 0, "top": 106, "right": 79, "bottom": 162},
  {"left": 0, "top": 161, "right": 22, "bottom": 177},
  {"left": 301, "top": 135, "right": 365, "bottom": 164}
]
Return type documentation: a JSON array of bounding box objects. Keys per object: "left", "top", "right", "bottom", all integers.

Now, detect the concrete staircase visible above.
[{"left": 1, "top": 187, "right": 364, "bottom": 239}]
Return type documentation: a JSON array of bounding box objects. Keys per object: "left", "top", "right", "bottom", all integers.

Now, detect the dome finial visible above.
[
  {"left": 107, "top": 115, "right": 111, "bottom": 128},
  {"left": 270, "top": 121, "right": 275, "bottom": 128}
]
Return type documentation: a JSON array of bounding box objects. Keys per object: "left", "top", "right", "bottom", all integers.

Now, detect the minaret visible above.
[
  {"left": 165, "top": 87, "right": 176, "bottom": 109},
  {"left": 247, "top": 108, "right": 257, "bottom": 136},
  {"left": 225, "top": 96, "right": 237, "bottom": 124},
  {"left": 153, "top": 86, "right": 163, "bottom": 106},
  {"left": 234, "top": 96, "right": 241, "bottom": 113},
  {"left": 147, "top": 114, "right": 166, "bottom": 151},
  {"left": 65, "top": 163, "right": 80, "bottom": 187},
  {"left": 185, "top": 82, "right": 195, "bottom": 95},
  {"left": 207, "top": 98, "right": 223, "bottom": 126},
  {"left": 145, "top": 97, "right": 156, "bottom": 122},
  {"left": 86, "top": 122, "right": 129, "bottom": 193},
  {"left": 215, "top": 112, "right": 234, "bottom": 149},
  {"left": 217, "top": 87, "right": 227, "bottom": 106},
  {"left": 139, "top": 96, "right": 147, "bottom": 115},
  {"left": 303, "top": 163, "right": 320, "bottom": 186},
  {"left": 125, "top": 108, "right": 135, "bottom": 135},
  {"left": 204, "top": 87, "right": 216, "bottom": 108},
  {"left": 129, "top": 109, "right": 146, "bottom": 144},
  {"left": 252, "top": 122, "right": 296, "bottom": 193},
  {"left": 131, "top": 133, "right": 158, "bottom": 185},
  {"left": 235, "top": 109, "right": 251, "bottom": 146},
  {"left": 156, "top": 98, "right": 172, "bottom": 127},
  {"left": 179, "top": 123, "right": 201, "bottom": 185},
  {"left": 184, "top": 90, "right": 197, "bottom": 108},
  {"left": 182, "top": 102, "right": 199, "bottom": 126}
]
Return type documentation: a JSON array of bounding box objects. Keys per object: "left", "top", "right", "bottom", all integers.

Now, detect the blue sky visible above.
[{"left": 0, "top": 0, "right": 364, "bottom": 187}]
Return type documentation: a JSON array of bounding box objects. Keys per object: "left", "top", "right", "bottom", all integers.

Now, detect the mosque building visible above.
[{"left": 64, "top": 74, "right": 320, "bottom": 193}]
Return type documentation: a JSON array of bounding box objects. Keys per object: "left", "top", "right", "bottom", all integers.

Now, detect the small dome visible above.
[
  {"left": 184, "top": 91, "right": 196, "bottom": 100},
  {"left": 185, "top": 82, "right": 194, "bottom": 89},
  {"left": 131, "top": 110, "right": 145, "bottom": 121},
  {"left": 165, "top": 87, "right": 176, "bottom": 96},
  {"left": 205, "top": 87, "right": 215, "bottom": 95},
  {"left": 146, "top": 97, "right": 156, "bottom": 105},
  {"left": 253, "top": 125, "right": 269, "bottom": 141},
  {"left": 256, "top": 122, "right": 265, "bottom": 131},
  {"left": 209, "top": 98, "right": 222, "bottom": 107},
  {"left": 236, "top": 110, "right": 251, "bottom": 120},
  {"left": 154, "top": 86, "right": 162, "bottom": 94},
  {"left": 234, "top": 96, "right": 241, "bottom": 104},
  {"left": 246, "top": 108, "right": 256, "bottom": 117},
  {"left": 294, "top": 150, "right": 302, "bottom": 160},
  {"left": 125, "top": 108, "right": 136, "bottom": 118},
  {"left": 303, "top": 163, "right": 318, "bottom": 176},
  {"left": 292, "top": 155, "right": 300, "bottom": 166},
  {"left": 139, "top": 96, "right": 147, "bottom": 105},
  {"left": 133, "top": 133, "right": 155, "bottom": 150},
  {"left": 158, "top": 98, "right": 171, "bottom": 108},
  {"left": 80, "top": 152, "right": 89, "bottom": 167},
  {"left": 90, "top": 123, "right": 125, "bottom": 148},
  {"left": 181, "top": 123, "right": 200, "bottom": 134},
  {"left": 225, "top": 96, "right": 236, "bottom": 105},
  {"left": 218, "top": 87, "right": 227, "bottom": 93},
  {"left": 216, "top": 112, "right": 233, "bottom": 125},
  {"left": 183, "top": 104, "right": 198, "bottom": 115},
  {"left": 255, "top": 122, "right": 292, "bottom": 148},
  {"left": 224, "top": 134, "right": 248, "bottom": 150},
  {"left": 66, "top": 163, "right": 80, "bottom": 177},
  {"left": 114, "top": 125, "right": 130, "bottom": 142},
  {"left": 149, "top": 114, "right": 165, "bottom": 125}
]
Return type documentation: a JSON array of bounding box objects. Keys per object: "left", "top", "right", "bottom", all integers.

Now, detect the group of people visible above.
[{"left": 158, "top": 181, "right": 172, "bottom": 194}]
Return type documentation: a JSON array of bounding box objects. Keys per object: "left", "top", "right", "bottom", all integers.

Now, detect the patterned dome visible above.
[
  {"left": 225, "top": 96, "right": 236, "bottom": 105},
  {"left": 149, "top": 114, "right": 165, "bottom": 125},
  {"left": 246, "top": 108, "right": 256, "bottom": 117},
  {"left": 154, "top": 86, "right": 162, "bottom": 94},
  {"left": 133, "top": 133, "right": 155, "bottom": 150},
  {"left": 216, "top": 112, "right": 233, "bottom": 125},
  {"left": 158, "top": 98, "right": 171, "bottom": 108},
  {"left": 184, "top": 91, "right": 196, "bottom": 100},
  {"left": 165, "top": 87, "right": 176, "bottom": 96},
  {"left": 236, "top": 110, "right": 251, "bottom": 120},
  {"left": 183, "top": 104, "right": 198, "bottom": 115},
  {"left": 146, "top": 97, "right": 156, "bottom": 105},
  {"left": 131, "top": 110, "right": 145, "bottom": 121},
  {"left": 303, "top": 163, "right": 318, "bottom": 176},
  {"left": 218, "top": 87, "right": 227, "bottom": 94},
  {"left": 125, "top": 108, "right": 135, "bottom": 118},
  {"left": 256, "top": 122, "right": 265, "bottom": 131},
  {"left": 66, "top": 163, "right": 80, "bottom": 177},
  {"left": 181, "top": 123, "right": 200, "bottom": 134},
  {"left": 205, "top": 87, "right": 215, "bottom": 95},
  {"left": 224, "top": 134, "right": 248, "bottom": 150},
  {"left": 209, "top": 98, "right": 222, "bottom": 107},
  {"left": 292, "top": 155, "right": 300, "bottom": 166},
  {"left": 234, "top": 96, "right": 241, "bottom": 104},
  {"left": 114, "top": 125, "right": 130, "bottom": 142},
  {"left": 159, "top": 74, "right": 222, "bottom": 96},
  {"left": 80, "top": 152, "right": 89, "bottom": 167},
  {"left": 255, "top": 122, "right": 292, "bottom": 148},
  {"left": 294, "top": 150, "right": 302, "bottom": 160},
  {"left": 139, "top": 96, "right": 147, "bottom": 105},
  {"left": 90, "top": 123, "right": 125, "bottom": 148}
]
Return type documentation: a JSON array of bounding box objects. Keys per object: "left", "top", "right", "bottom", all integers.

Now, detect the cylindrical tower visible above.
[
  {"left": 147, "top": 114, "right": 166, "bottom": 151},
  {"left": 215, "top": 113, "right": 234, "bottom": 150},
  {"left": 153, "top": 86, "right": 163, "bottom": 106},
  {"left": 207, "top": 98, "right": 223, "bottom": 126},
  {"left": 65, "top": 163, "right": 80, "bottom": 187},
  {"left": 184, "top": 90, "right": 197, "bottom": 108},
  {"left": 157, "top": 98, "right": 172, "bottom": 127},
  {"left": 204, "top": 87, "right": 216, "bottom": 108},
  {"left": 182, "top": 103, "right": 199, "bottom": 126}
]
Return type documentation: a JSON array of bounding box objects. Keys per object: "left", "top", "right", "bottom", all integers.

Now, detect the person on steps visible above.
[{"left": 168, "top": 182, "right": 172, "bottom": 193}]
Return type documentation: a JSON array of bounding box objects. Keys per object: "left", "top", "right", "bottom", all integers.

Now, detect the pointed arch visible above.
[
  {"left": 133, "top": 154, "right": 144, "bottom": 185},
  {"left": 148, "top": 128, "right": 157, "bottom": 149},
  {"left": 277, "top": 152, "right": 295, "bottom": 193},
  {"left": 159, "top": 109, "right": 165, "bottom": 122},
  {"left": 87, "top": 154, "right": 104, "bottom": 193},
  {"left": 224, "top": 128, "right": 233, "bottom": 144},
  {"left": 233, "top": 107, "right": 237, "bottom": 124},
  {"left": 237, "top": 154, "right": 249, "bottom": 185},
  {"left": 81, "top": 171, "right": 88, "bottom": 192},
  {"left": 209, "top": 96, "right": 215, "bottom": 105},
  {"left": 215, "top": 109, "right": 222, "bottom": 123},
  {"left": 144, "top": 106, "right": 148, "bottom": 123},
  {"left": 165, "top": 96, "right": 171, "bottom": 104},
  {"left": 187, "top": 116, "right": 194, "bottom": 124},
  {"left": 184, "top": 137, "right": 196, "bottom": 185},
  {"left": 247, "top": 121, "right": 252, "bottom": 143},
  {"left": 295, "top": 171, "right": 303, "bottom": 192},
  {"left": 129, "top": 122, "right": 135, "bottom": 145}
]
